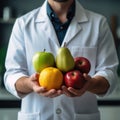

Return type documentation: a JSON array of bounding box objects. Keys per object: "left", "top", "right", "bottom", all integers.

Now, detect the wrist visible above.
[
  {"left": 15, "top": 76, "right": 33, "bottom": 94},
  {"left": 91, "top": 76, "right": 110, "bottom": 95}
]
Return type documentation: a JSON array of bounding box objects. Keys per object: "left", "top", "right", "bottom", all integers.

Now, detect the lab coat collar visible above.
[
  {"left": 35, "top": 0, "right": 88, "bottom": 23},
  {"left": 75, "top": 0, "right": 88, "bottom": 23},
  {"left": 35, "top": 0, "right": 48, "bottom": 22},
  {"left": 35, "top": 0, "right": 88, "bottom": 46}
]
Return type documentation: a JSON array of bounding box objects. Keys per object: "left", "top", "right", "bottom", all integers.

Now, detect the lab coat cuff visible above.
[{"left": 6, "top": 73, "right": 28, "bottom": 99}]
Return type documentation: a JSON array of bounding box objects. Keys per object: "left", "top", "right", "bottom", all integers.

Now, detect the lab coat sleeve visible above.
[
  {"left": 4, "top": 18, "right": 29, "bottom": 99},
  {"left": 93, "top": 17, "right": 119, "bottom": 97}
]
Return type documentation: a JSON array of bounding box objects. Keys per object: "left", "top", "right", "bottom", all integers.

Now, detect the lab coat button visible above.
[
  {"left": 60, "top": 26, "right": 63, "bottom": 30},
  {"left": 51, "top": 13, "right": 55, "bottom": 18},
  {"left": 56, "top": 108, "right": 62, "bottom": 114}
]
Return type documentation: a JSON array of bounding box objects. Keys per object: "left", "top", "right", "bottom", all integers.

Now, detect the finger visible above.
[
  {"left": 62, "top": 86, "right": 76, "bottom": 97},
  {"left": 80, "top": 73, "right": 93, "bottom": 92},
  {"left": 68, "top": 87, "right": 80, "bottom": 96},
  {"left": 67, "top": 87, "right": 85, "bottom": 96},
  {"left": 41, "top": 89, "right": 62, "bottom": 98},
  {"left": 30, "top": 73, "right": 37, "bottom": 80},
  {"left": 35, "top": 73, "right": 40, "bottom": 80},
  {"left": 33, "top": 86, "right": 46, "bottom": 93},
  {"left": 30, "top": 73, "right": 39, "bottom": 81},
  {"left": 64, "top": 74, "right": 93, "bottom": 96},
  {"left": 43, "top": 89, "right": 56, "bottom": 97},
  {"left": 83, "top": 73, "right": 91, "bottom": 81},
  {"left": 62, "top": 86, "right": 70, "bottom": 96},
  {"left": 48, "top": 90, "right": 63, "bottom": 98},
  {"left": 68, "top": 74, "right": 92, "bottom": 96},
  {"left": 30, "top": 73, "right": 40, "bottom": 86}
]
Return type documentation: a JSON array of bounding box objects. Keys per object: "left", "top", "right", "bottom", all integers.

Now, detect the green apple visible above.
[{"left": 32, "top": 50, "right": 55, "bottom": 72}]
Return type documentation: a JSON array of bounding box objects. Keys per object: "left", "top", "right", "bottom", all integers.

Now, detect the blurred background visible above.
[{"left": 0, "top": 0, "right": 120, "bottom": 120}]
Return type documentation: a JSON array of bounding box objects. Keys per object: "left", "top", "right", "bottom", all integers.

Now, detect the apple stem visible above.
[
  {"left": 43, "top": 49, "right": 46, "bottom": 52},
  {"left": 72, "top": 72, "right": 75, "bottom": 76}
]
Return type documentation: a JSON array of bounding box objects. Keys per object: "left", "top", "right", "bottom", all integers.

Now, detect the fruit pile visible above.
[{"left": 32, "top": 47, "right": 91, "bottom": 90}]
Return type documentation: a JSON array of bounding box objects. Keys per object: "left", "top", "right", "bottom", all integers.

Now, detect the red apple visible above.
[
  {"left": 64, "top": 70, "right": 86, "bottom": 89},
  {"left": 74, "top": 57, "right": 91, "bottom": 74}
]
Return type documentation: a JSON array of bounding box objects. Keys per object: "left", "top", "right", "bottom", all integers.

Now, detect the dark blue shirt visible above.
[{"left": 47, "top": 1, "right": 75, "bottom": 45}]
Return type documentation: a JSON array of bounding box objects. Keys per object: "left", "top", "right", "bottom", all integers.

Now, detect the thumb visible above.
[
  {"left": 35, "top": 73, "right": 40, "bottom": 80},
  {"left": 81, "top": 73, "right": 93, "bottom": 92},
  {"left": 83, "top": 73, "right": 91, "bottom": 81},
  {"left": 31, "top": 73, "right": 40, "bottom": 80}
]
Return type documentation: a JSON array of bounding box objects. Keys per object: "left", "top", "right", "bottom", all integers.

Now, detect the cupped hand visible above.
[
  {"left": 62, "top": 73, "right": 95, "bottom": 97},
  {"left": 30, "top": 73, "right": 63, "bottom": 98}
]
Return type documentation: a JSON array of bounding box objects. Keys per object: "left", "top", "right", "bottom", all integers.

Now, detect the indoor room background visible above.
[{"left": 0, "top": 0, "right": 120, "bottom": 120}]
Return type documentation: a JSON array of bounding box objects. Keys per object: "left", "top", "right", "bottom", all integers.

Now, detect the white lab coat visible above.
[{"left": 4, "top": 0, "right": 119, "bottom": 120}]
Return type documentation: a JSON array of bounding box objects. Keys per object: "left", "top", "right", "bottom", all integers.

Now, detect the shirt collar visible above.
[{"left": 47, "top": 1, "right": 75, "bottom": 21}]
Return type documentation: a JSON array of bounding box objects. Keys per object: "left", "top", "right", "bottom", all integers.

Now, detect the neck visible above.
[{"left": 48, "top": 0, "right": 74, "bottom": 23}]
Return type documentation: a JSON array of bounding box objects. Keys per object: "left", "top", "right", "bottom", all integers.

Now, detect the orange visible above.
[{"left": 39, "top": 67, "right": 63, "bottom": 90}]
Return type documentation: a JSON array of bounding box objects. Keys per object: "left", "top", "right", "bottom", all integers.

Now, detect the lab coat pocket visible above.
[
  {"left": 74, "top": 111, "right": 100, "bottom": 120},
  {"left": 18, "top": 111, "right": 41, "bottom": 120}
]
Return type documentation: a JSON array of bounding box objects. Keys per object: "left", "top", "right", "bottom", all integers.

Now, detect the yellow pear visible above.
[{"left": 56, "top": 47, "right": 75, "bottom": 72}]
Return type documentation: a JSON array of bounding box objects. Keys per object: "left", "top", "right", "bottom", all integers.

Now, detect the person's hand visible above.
[
  {"left": 30, "top": 73, "right": 63, "bottom": 98},
  {"left": 62, "top": 73, "right": 109, "bottom": 97},
  {"left": 61, "top": 73, "right": 91, "bottom": 97}
]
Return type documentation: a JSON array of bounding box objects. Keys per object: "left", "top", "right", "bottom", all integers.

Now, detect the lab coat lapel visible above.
[
  {"left": 35, "top": 0, "right": 88, "bottom": 47},
  {"left": 62, "top": 0, "right": 88, "bottom": 46},
  {"left": 35, "top": 1, "right": 60, "bottom": 47},
  {"left": 62, "top": 19, "right": 82, "bottom": 46},
  {"left": 43, "top": 19, "right": 60, "bottom": 47}
]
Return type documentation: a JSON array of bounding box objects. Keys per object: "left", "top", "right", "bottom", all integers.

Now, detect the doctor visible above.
[{"left": 4, "top": 0, "right": 119, "bottom": 120}]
